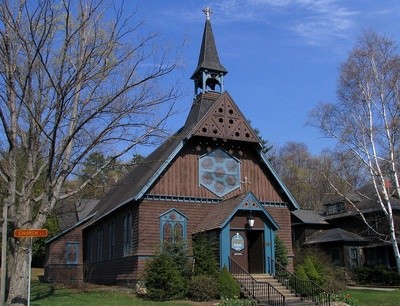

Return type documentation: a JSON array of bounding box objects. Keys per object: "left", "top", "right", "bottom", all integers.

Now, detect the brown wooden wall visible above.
[
  {"left": 267, "top": 207, "right": 294, "bottom": 271},
  {"left": 44, "top": 224, "right": 85, "bottom": 285},
  {"left": 137, "top": 200, "right": 217, "bottom": 255},
  {"left": 76, "top": 136, "right": 296, "bottom": 284},
  {"left": 82, "top": 204, "right": 140, "bottom": 283},
  {"left": 148, "top": 137, "right": 286, "bottom": 203}
]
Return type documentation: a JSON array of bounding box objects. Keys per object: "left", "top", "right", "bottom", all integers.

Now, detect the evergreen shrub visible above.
[
  {"left": 275, "top": 234, "right": 288, "bottom": 268},
  {"left": 303, "top": 256, "right": 324, "bottom": 286},
  {"left": 294, "top": 248, "right": 346, "bottom": 293},
  {"left": 294, "top": 265, "right": 309, "bottom": 281},
  {"left": 144, "top": 253, "right": 186, "bottom": 300},
  {"left": 192, "top": 233, "right": 219, "bottom": 277},
  {"left": 218, "top": 266, "right": 241, "bottom": 299},
  {"left": 143, "top": 242, "right": 190, "bottom": 301},
  {"left": 354, "top": 266, "right": 400, "bottom": 286},
  {"left": 188, "top": 275, "right": 219, "bottom": 301}
]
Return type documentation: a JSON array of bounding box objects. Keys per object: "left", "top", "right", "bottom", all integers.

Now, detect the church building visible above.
[{"left": 44, "top": 8, "right": 300, "bottom": 286}]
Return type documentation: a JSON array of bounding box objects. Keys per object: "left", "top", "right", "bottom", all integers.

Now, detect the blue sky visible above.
[{"left": 134, "top": 0, "right": 400, "bottom": 155}]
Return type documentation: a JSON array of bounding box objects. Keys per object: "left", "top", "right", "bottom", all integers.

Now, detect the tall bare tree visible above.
[
  {"left": 0, "top": 0, "right": 179, "bottom": 303},
  {"left": 309, "top": 31, "right": 400, "bottom": 274},
  {"left": 269, "top": 142, "right": 352, "bottom": 210}
]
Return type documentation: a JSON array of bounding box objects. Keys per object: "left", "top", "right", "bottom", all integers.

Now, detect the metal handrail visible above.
[
  {"left": 229, "top": 257, "right": 285, "bottom": 306},
  {"left": 268, "top": 257, "right": 330, "bottom": 305}
]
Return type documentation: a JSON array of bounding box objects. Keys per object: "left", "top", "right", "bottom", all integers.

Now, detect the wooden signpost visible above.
[{"left": 13, "top": 229, "right": 48, "bottom": 306}]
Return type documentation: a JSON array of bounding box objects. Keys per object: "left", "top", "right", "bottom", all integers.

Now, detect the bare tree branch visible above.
[
  {"left": 0, "top": 0, "right": 181, "bottom": 302},
  {"left": 309, "top": 31, "right": 400, "bottom": 274}
]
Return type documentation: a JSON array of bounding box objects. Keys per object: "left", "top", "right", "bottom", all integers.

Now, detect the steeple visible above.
[{"left": 191, "top": 7, "right": 228, "bottom": 97}]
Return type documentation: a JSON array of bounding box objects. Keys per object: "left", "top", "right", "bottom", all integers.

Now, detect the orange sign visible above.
[{"left": 14, "top": 229, "right": 48, "bottom": 238}]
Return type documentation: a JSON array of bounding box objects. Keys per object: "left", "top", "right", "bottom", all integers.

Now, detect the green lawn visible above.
[
  {"left": 345, "top": 288, "right": 400, "bottom": 306},
  {"left": 31, "top": 284, "right": 400, "bottom": 306},
  {"left": 30, "top": 279, "right": 213, "bottom": 306},
  {"left": 28, "top": 269, "right": 400, "bottom": 306}
]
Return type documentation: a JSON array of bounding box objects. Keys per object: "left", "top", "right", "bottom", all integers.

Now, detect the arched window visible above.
[
  {"left": 123, "top": 212, "right": 133, "bottom": 256},
  {"left": 163, "top": 222, "right": 173, "bottom": 243},
  {"left": 159, "top": 209, "right": 187, "bottom": 243},
  {"left": 97, "top": 227, "right": 103, "bottom": 261},
  {"left": 108, "top": 220, "right": 115, "bottom": 259},
  {"left": 66, "top": 242, "right": 79, "bottom": 264}
]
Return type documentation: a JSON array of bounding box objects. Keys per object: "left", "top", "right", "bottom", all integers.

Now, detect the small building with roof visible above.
[{"left": 292, "top": 183, "right": 400, "bottom": 273}]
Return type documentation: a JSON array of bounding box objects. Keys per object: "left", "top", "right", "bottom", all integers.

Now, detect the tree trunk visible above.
[
  {"left": 389, "top": 220, "right": 400, "bottom": 275},
  {"left": 7, "top": 240, "right": 31, "bottom": 305}
]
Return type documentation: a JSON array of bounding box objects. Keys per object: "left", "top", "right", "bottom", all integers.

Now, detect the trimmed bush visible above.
[
  {"left": 188, "top": 275, "right": 219, "bottom": 301},
  {"left": 218, "top": 266, "right": 241, "bottom": 299}
]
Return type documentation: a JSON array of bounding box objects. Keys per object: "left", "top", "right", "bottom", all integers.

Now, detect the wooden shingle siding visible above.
[
  {"left": 149, "top": 137, "right": 285, "bottom": 203},
  {"left": 85, "top": 256, "right": 139, "bottom": 284},
  {"left": 80, "top": 137, "right": 296, "bottom": 283},
  {"left": 137, "top": 200, "right": 216, "bottom": 255},
  {"left": 267, "top": 206, "right": 294, "bottom": 271},
  {"left": 44, "top": 224, "right": 85, "bottom": 285}
]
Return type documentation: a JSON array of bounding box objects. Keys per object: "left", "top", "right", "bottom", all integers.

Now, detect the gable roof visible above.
[
  {"left": 46, "top": 212, "right": 96, "bottom": 244},
  {"left": 56, "top": 199, "right": 99, "bottom": 230},
  {"left": 86, "top": 92, "right": 300, "bottom": 226},
  {"left": 46, "top": 199, "right": 99, "bottom": 243},
  {"left": 323, "top": 185, "right": 400, "bottom": 221},
  {"left": 190, "top": 92, "right": 260, "bottom": 143},
  {"left": 195, "top": 192, "right": 280, "bottom": 233},
  {"left": 304, "top": 228, "right": 369, "bottom": 245},
  {"left": 87, "top": 93, "right": 220, "bottom": 225},
  {"left": 292, "top": 209, "right": 328, "bottom": 225}
]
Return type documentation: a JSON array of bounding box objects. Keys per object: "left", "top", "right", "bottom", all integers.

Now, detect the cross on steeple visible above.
[
  {"left": 241, "top": 176, "right": 252, "bottom": 192},
  {"left": 203, "top": 7, "right": 212, "bottom": 20}
]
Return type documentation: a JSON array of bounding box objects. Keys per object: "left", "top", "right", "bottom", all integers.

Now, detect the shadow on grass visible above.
[{"left": 30, "top": 281, "right": 55, "bottom": 302}]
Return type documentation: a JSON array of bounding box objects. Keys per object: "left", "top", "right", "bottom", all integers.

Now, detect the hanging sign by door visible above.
[{"left": 231, "top": 232, "right": 245, "bottom": 252}]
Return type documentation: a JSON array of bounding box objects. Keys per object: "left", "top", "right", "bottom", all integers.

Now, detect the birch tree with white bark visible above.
[
  {"left": 309, "top": 31, "right": 400, "bottom": 274},
  {"left": 0, "top": 0, "right": 179, "bottom": 303}
]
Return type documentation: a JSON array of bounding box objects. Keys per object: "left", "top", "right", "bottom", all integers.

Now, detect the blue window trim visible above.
[
  {"left": 66, "top": 242, "right": 79, "bottom": 265},
  {"left": 159, "top": 208, "right": 187, "bottom": 243}
]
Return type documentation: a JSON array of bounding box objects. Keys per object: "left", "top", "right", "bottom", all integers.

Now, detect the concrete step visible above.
[
  {"left": 250, "top": 274, "right": 319, "bottom": 305},
  {"left": 234, "top": 273, "right": 323, "bottom": 306}
]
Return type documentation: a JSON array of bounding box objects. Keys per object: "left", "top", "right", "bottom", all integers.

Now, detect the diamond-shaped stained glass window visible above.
[{"left": 199, "top": 148, "right": 240, "bottom": 197}]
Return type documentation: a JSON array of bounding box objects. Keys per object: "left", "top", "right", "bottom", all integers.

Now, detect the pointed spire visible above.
[{"left": 191, "top": 7, "right": 227, "bottom": 97}]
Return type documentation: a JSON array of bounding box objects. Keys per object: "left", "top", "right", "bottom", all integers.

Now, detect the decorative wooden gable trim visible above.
[
  {"left": 240, "top": 194, "right": 259, "bottom": 210},
  {"left": 195, "top": 192, "right": 280, "bottom": 233},
  {"left": 237, "top": 192, "right": 280, "bottom": 230},
  {"left": 191, "top": 93, "right": 260, "bottom": 143}
]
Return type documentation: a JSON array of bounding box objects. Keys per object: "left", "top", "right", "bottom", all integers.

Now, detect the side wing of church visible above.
[{"left": 44, "top": 8, "right": 300, "bottom": 286}]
